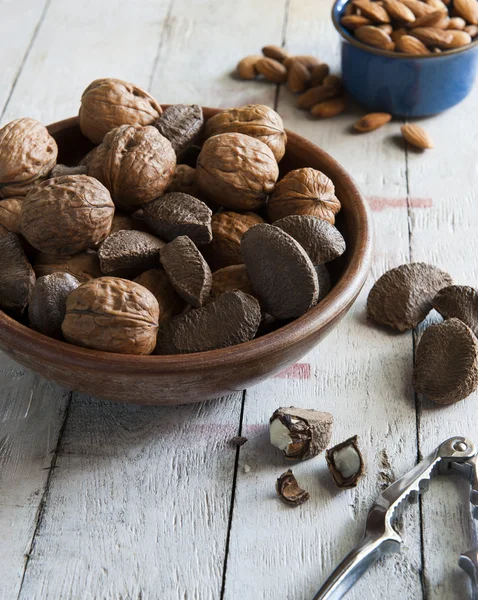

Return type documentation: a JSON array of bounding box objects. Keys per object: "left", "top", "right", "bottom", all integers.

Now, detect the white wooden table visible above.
[{"left": 1, "top": 0, "right": 477, "bottom": 598}]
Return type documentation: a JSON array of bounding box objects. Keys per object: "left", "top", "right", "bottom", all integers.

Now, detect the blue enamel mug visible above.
[{"left": 332, "top": 0, "right": 478, "bottom": 117}]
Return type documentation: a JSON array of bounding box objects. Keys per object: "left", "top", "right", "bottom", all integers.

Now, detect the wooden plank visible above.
[
  {"left": 0, "top": 0, "right": 49, "bottom": 119},
  {"left": 223, "top": 1, "right": 424, "bottom": 598},
  {"left": 17, "top": 395, "right": 241, "bottom": 599},
  {"left": 8, "top": 0, "right": 286, "bottom": 598},
  {"left": 407, "top": 86, "right": 478, "bottom": 599}
]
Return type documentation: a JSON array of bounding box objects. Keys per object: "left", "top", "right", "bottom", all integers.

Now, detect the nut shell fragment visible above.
[
  {"left": 367, "top": 262, "right": 453, "bottom": 331},
  {"left": 28, "top": 273, "right": 80, "bottom": 339},
  {"left": 276, "top": 469, "right": 310, "bottom": 506},
  {"left": 274, "top": 215, "right": 346, "bottom": 265},
  {"left": 88, "top": 124, "right": 176, "bottom": 211},
  {"left": 413, "top": 318, "right": 478, "bottom": 404},
  {"left": 204, "top": 105, "right": 287, "bottom": 162},
  {"left": 20, "top": 175, "right": 115, "bottom": 256},
  {"left": 0, "top": 225, "right": 36, "bottom": 312},
  {"left": 154, "top": 104, "right": 204, "bottom": 157},
  {"left": 270, "top": 406, "right": 334, "bottom": 460},
  {"left": 196, "top": 133, "right": 279, "bottom": 211},
  {"left": 62, "top": 276, "right": 159, "bottom": 354},
  {"left": 433, "top": 285, "right": 478, "bottom": 336},
  {"left": 0, "top": 118, "right": 58, "bottom": 198},
  {"left": 326, "top": 436, "right": 364, "bottom": 488},
  {"left": 160, "top": 236, "right": 212, "bottom": 308},
  {"left": 98, "top": 230, "right": 165, "bottom": 278},
  {"left": 268, "top": 168, "right": 341, "bottom": 225},
  {"left": 79, "top": 78, "right": 162, "bottom": 144},
  {"left": 241, "top": 224, "right": 318, "bottom": 319},
  {"left": 156, "top": 290, "right": 261, "bottom": 354},
  {"left": 143, "top": 192, "right": 212, "bottom": 246}
]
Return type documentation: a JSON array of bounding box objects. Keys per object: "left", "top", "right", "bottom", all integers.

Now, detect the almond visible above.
[
  {"left": 426, "top": 0, "right": 449, "bottom": 13},
  {"left": 465, "top": 24, "right": 478, "bottom": 35},
  {"left": 355, "top": 25, "right": 396, "bottom": 50},
  {"left": 454, "top": 0, "right": 478, "bottom": 24},
  {"left": 283, "top": 55, "right": 320, "bottom": 69},
  {"left": 401, "top": 124, "right": 434, "bottom": 149},
  {"left": 352, "top": 0, "right": 391, "bottom": 22},
  {"left": 288, "top": 60, "right": 311, "bottom": 93},
  {"left": 237, "top": 55, "right": 262, "bottom": 80},
  {"left": 322, "top": 74, "right": 343, "bottom": 89},
  {"left": 309, "top": 63, "right": 330, "bottom": 86},
  {"left": 447, "top": 16, "right": 467, "bottom": 29},
  {"left": 379, "top": 23, "right": 394, "bottom": 33},
  {"left": 410, "top": 27, "right": 454, "bottom": 47},
  {"left": 440, "top": 29, "right": 472, "bottom": 47},
  {"left": 310, "top": 97, "right": 346, "bottom": 118},
  {"left": 411, "top": 11, "right": 450, "bottom": 28},
  {"left": 354, "top": 112, "right": 392, "bottom": 132},
  {"left": 397, "top": 34, "right": 431, "bottom": 53},
  {"left": 297, "top": 84, "right": 341, "bottom": 110},
  {"left": 402, "top": 0, "right": 436, "bottom": 17},
  {"left": 391, "top": 27, "right": 409, "bottom": 41},
  {"left": 340, "top": 14, "right": 374, "bottom": 29},
  {"left": 384, "top": 0, "right": 416, "bottom": 22},
  {"left": 262, "top": 45, "right": 289, "bottom": 62},
  {"left": 256, "top": 57, "right": 288, "bottom": 83}
]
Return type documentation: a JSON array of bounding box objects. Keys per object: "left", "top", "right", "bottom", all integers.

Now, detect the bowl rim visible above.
[
  {"left": 0, "top": 114, "right": 373, "bottom": 374},
  {"left": 332, "top": 0, "right": 478, "bottom": 60}
]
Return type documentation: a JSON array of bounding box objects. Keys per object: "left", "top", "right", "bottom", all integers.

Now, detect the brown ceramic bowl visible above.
[{"left": 0, "top": 110, "right": 373, "bottom": 405}]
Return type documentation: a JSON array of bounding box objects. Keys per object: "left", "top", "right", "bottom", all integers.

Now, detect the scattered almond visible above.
[
  {"left": 237, "top": 55, "right": 262, "bottom": 80},
  {"left": 353, "top": 0, "right": 391, "bottom": 22},
  {"left": 355, "top": 25, "right": 396, "bottom": 50},
  {"left": 354, "top": 112, "right": 392, "bottom": 132},
  {"left": 401, "top": 124, "right": 434, "bottom": 149},
  {"left": 310, "top": 97, "right": 346, "bottom": 118},
  {"left": 309, "top": 63, "right": 330, "bottom": 86},
  {"left": 288, "top": 60, "right": 311, "bottom": 93},
  {"left": 262, "top": 44, "right": 289, "bottom": 62},
  {"left": 396, "top": 34, "right": 431, "bottom": 53},
  {"left": 384, "top": 0, "right": 416, "bottom": 23},
  {"left": 454, "top": 0, "right": 478, "bottom": 24},
  {"left": 297, "top": 84, "right": 340, "bottom": 110},
  {"left": 255, "top": 57, "right": 288, "bottom": 83},
  {"left": 283, "top": 55, "right": 320, "bottom": 69}
]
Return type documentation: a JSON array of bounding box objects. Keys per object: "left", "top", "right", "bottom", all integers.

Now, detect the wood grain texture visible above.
[
  {"left": 223, "top": 1, "right": 423, "bottom": 598},
  {"left": 407, "top": 82, "right": 478, "bottom": 600}
]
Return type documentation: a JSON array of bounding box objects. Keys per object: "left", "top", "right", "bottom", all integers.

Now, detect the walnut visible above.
[
  {"left": 34, "top": 251, "right": 102, "bottom": 282},
  {"left": 134, "top": 268, "right": 184, "bottom": 324},
  {"left": 211, "top": 264, "right": 255, "bottom": 298},
  {"left": 0, "top": 118, "right": 58, "bottom": 198},
  {"left": 0, "top": 198, "right": 23, "bottom": 233},
  {"left": 267, "top": 167, "right": 341, "bottom": 224},
  {"left": 79, "top": 78, "right": 162, "bottom": 144},
  {"left": 203, "top": 211, "right": 264, "bottom": 270},
  {"left": 0, "top": 225, "right": 36, "bottom": 312},
  {"left": 196, "top": 133, "right": 279, "bottom": 211},
  {"left": 166, "top": 164, "right": 200, "bottom": 198},
  {"left": 20, "top": 175, "right": 115, "bottom": 256},
  {"left": 204, "top": 105, "right": 287, "bottom": 161},
  {"left": 88, "top": 125, "right": 176, "bottom": 211},
  {"left": 62, "top": 276, "right": 159, "bottom": 354}
]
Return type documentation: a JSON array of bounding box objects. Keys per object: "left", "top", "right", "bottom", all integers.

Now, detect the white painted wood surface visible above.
[{"left": 0, "top": 0, "right": 477, "bottom": 598}]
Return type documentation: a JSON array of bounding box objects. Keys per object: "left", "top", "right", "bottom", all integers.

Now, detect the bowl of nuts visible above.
[
  {"left": 333, "top": 0, "right": 478, "bottom": 116},
  {"left": 0, "top": 80, "right": 372, "bottom": 405}
]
